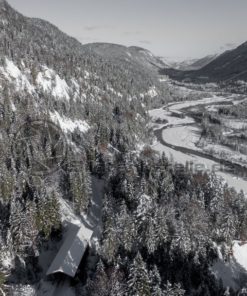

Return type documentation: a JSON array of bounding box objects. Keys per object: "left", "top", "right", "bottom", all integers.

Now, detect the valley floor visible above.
[{"left": 149, "top": 94, "right": 247, "bottom": 195}]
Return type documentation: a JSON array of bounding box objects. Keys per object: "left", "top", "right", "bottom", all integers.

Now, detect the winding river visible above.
[{"left": 150, "top": 96, "right": 247, "bottom": 194}]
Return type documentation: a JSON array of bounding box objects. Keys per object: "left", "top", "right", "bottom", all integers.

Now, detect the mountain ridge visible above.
[
  {"left": 161, "top": 41, "right": 247, "bottom": 82},
  {"left": 83, "top": 42, "right": 168, "bottom": 72}
]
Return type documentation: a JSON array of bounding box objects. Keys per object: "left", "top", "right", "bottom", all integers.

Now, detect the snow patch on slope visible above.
[
  {"left": 36, "top": 68, "right": 53, "bottom": 92},
  {"left": 212, "top": 242, "right": 247, "bottom": 290},
  {"left": 52, "top": 75, "right": 70, "bottom": 101},
  {"left": 5, "top": 59, "right": 21, "bottom": 78},
  {"left": 0, "top": 58, "right": 34, "bottom": 93},
  {"left": 50, "top": 111, "right": 90, "bottom": 133},
  {"left": 0, "top": 59, "right": 73, "bottom": 101},
  {"left": 36, "top": 67, "right": 70, "bottom": 100},
  {"left": 0, "top": 60, "right": 78, "bottom": 101},
  {"left": 233, "top": 241, "right": 247, "bottom": 271},
  {"left": 147, "top": 86, "right": 158, "bottom": 98},
  {"left": 0, "top": 249, "right": 14, "bottom": 269}
]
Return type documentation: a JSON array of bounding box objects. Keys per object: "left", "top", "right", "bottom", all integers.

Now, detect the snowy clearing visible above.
[{"left": 0, "top": 58, "right": 34, "bottom": 93}]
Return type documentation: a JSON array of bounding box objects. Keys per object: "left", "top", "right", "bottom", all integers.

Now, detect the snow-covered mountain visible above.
[
  {"left": 161, "top": 41, "right": 247, "bottom": 82},
  {"left": 0, "top": 0, "right": 170, "bottom": 141},
  {"left": 183, "top": 54, "right": 218, "bottom": 71},
  {"left": 193, "top": 41, "right": 247, "bottom": 81},
  {"left": 160, "top": 44, "right": 237, "bottom": 71},
  {"left": 0, "top": 0, "right": 172, "bottom": 291},
  {"left": 160, "top": 55, "right": 218, "bottom": 71}
]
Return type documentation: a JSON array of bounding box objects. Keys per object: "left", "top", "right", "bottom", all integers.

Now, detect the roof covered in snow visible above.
[{"left": 46, "top": 222, "right": 93, "bottom": 277}]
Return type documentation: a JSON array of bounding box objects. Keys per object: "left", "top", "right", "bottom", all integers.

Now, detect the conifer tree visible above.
[
  {"left": 163, "top": 281, "right": 185, "bottom": 296},
  {"left": 88, "top": 259, "right": 109, "bottom": 296},
  {"left": 128, "top": 252, "right": 151, "bottom": 296},
  {"left": 149, "top": 265, "right": 163, "bottom": 296},
  {"left": 36, "top": 190, "right": 61, "bottom": 239},
  {"left": 108, "top": 265, "right": 126, "bottom": 296}
]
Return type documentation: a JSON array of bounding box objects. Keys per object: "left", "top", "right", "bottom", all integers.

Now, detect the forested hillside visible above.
[{"left": 0, "top": 0, "right": 246, "bottom": 295}]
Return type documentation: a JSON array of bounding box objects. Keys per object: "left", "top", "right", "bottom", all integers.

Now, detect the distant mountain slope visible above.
[
  {"left": 160, "top": 55, "right": 218, "bottom": 71},
  {"left": 161, "top": 41, "right": 247, "bottom": 82},
  {"left": 195, "top": 42, "right": 247, "bottom": 81},
  {"left": 181, "top": 54, "right": 218, "bottom": 71},
  {"left": 0, "top": 0, "right": 170, "bottom": 102},
  {"left": 0, "top": 0, "right": 174, "bottom": 170},
  {"left": 83, "top": 43, "right": 167, "bottom": 72}
]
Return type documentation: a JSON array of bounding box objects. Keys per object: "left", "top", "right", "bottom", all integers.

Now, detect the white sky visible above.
[{"left": 7, "top": 0, "right": 247, "bottom": 60}]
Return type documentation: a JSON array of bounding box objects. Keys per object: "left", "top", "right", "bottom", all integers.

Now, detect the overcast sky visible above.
[{"left": 7, "top": 0, "right": 247, "bottom": 60}]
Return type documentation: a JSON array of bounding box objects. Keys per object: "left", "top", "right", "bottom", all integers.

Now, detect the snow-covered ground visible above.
[
  {"left": 212, "top": 242, "right": 247, "bottom": 290},
  {"left": 147, "top": 86, "right": 158, "bottom": 98},
  {"left": 162, "top": 125, "right": 201, "bottom": 150},
  {"left": 36, "top": 176, "right": 104, "bottom": 296},
  {"left": 202, "top": 143, "right": 247, "bottom": 168},
  {"left": 0, "top": 58, "right": 34, "bottom": 93},
  {"left": 149, "top": 95, "right": 235, "bottom": 129},
  {"left": 152, "top": 140, "right": 247, "bottom": 194},
  {"left": 160, "top": 122, "right": 247, "bottom": 168},
  {"left": 222, "top": 118, "right": 247, "bottom": 130},
  {"left": 150, "top": 95, "right": 247, "bottom": 195},
  {"left": 206, "top": 104, "right": 231, "bottom": 112},
  {"left": 8, "top": 285, "right": 37, "bottom": 296},
  {"left": 37, "top": 69, "right": 70, "bottom": 101},
  {"left": 168, "top": 95, "right": 234, "bottom": 112},
  {"left": 149, "top": 108, "right": 194, "bottom": 128},
  {"left": 0, "top": 58, "right": 89, "bottom": 103},
  {"left": 150, "top": 93, "right": 247, "bottom": 290},
  {"left": 50, "top": 111, "right": 90, "bottom": 134},
  {"left": 233, "top": 241, "right": 247, "bottom": 271}
]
